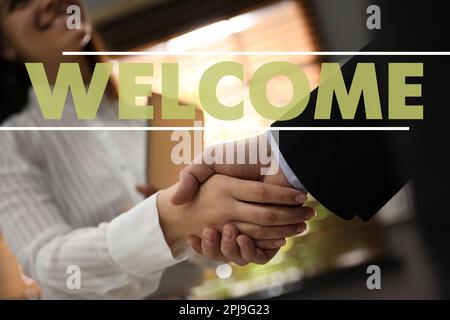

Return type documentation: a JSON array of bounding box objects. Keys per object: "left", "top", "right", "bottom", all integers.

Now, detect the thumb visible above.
[{"left": 170, "top": 162, "right": 215, "bottom": 205}]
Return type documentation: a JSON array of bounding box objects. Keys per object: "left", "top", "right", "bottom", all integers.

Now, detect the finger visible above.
[
  {"left": 236, "top": 235, "right": 278, "bottom": 264},
  {"left": 171, "top": 163, "right": 215, "bottom": 205},
  {"left": 201, "top": 228, "right": 222, "bottom": 259},
  {"left": 187, "top": 235, "right": 202, "bottom": 254},
  {"left": 234, "top": 222, "right": 307, "bottom": 240},
  {"left": 235, "top": 203, "right": 316, "bottom": 226},
  {"left": 229, "top": 179, "right": 307, "bottom": 205},
  {"left": 262, "top": 247, "right": 279, "bottom": 261},
  {"left": 235, "top": 234, "right": 260, "bottom": 264},
  {"left": 221, "top": 224, "right": 247, "bottom": 266},
  {"left": 193, "top": 236, "right": 230, "bottom": 263},
  {"left": 254, "top": 239, "right": 287, "bottom": 250}
]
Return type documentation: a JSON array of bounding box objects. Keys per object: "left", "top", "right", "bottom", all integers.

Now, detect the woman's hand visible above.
[{"left": 157, "top": 174, "right": 314, "bottom": 257}]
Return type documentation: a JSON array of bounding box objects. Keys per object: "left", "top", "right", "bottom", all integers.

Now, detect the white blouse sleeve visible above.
[{"left": 0, "top": 138, "right": 189, "bottom": 299}]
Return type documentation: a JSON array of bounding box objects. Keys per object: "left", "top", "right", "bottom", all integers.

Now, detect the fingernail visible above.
[
  {"left": 297, "top": 223, "right": 306, "bottom": 233},
  {"left": 274, "top": 239, "right": 286, "bottom": 247},
  {"left": 295, "top": 193, "right": 307, "bottom": 203},
  {"left": 305, "top": 209, "right": 316, "bottom": 219},
  {"left": 223, "top": 227, "right": 233, "bottom": 241},
  {"left": 203, "top": 229, "right": 214, "bottom": 245}
]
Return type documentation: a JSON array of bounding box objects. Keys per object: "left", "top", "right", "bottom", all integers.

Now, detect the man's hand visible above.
[
  {"left": 169, "top": 133, "right": 310, "bottom": 265},
  {"left": 157, "top": 174, "right": 312, "bottom": 257},
  {"left": 171, "top": 133, "right": 292, "bottom": 205}
]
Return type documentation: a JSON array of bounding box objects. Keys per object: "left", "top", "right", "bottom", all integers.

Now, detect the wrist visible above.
[{"left": 156, "top": 185, "right": 189, "bottom": 256}]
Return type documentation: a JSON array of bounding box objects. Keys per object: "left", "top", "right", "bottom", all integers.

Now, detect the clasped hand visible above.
[{"left": 154, "top": 133, "right": 315, "bottom": 266}]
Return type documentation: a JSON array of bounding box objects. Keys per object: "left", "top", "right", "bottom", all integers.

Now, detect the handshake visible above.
[{"left": 150, "top": 133, "right": 315, "bottom": 266}]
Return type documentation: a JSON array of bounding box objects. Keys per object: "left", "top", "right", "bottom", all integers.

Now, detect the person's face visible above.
[{"left": 1, "top": 0, "right": 91, "bottom": 63}]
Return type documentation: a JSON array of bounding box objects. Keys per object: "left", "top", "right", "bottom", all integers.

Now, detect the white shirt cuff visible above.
[
  {"left": 106, "top": 192, "right": 191, "bottom": 278},
  {"left": 267, "top": 131, "right": 307, "bottom": 191}
]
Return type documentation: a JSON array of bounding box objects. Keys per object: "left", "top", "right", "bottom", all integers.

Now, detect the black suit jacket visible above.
[
  {"left": 273, "top": 1, "right": 449, "bottom": 221},
  {"left": 273, "top": 0, "right": 450, "bottom": 296}
]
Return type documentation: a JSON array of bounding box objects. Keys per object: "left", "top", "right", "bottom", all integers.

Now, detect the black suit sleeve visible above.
[{"left": 272, "top": 53, "right": 413, "bottom": 221}]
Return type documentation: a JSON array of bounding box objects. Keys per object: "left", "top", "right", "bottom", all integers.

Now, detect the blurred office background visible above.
[{"left": 0, "top": 0, "right": 441, "bottom": 299}]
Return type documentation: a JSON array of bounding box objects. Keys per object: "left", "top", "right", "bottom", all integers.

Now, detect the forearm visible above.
[
  {"left": 29, "top": 224, "right": 162, "bottom": 299},
  {"left": 19, "top": 194, "right": 188, "bottom": 299},
  {"left": 271, "top": 53, "right": 411, "bottom": 220}
]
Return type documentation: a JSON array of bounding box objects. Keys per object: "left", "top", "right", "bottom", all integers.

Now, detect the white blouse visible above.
[{"left": 0, "top": 90, "right": 188, "bottom": 299}]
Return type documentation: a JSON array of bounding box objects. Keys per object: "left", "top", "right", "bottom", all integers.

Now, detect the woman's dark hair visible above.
[
  {"left": 0, "top": 55, "right": 30, "bottom": 123},
  {"left": 0, "top": 23, "right": 114, "bottom": 123},
  {"left": 0, "top": 4, "right": 30, "bottom": 123}
]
